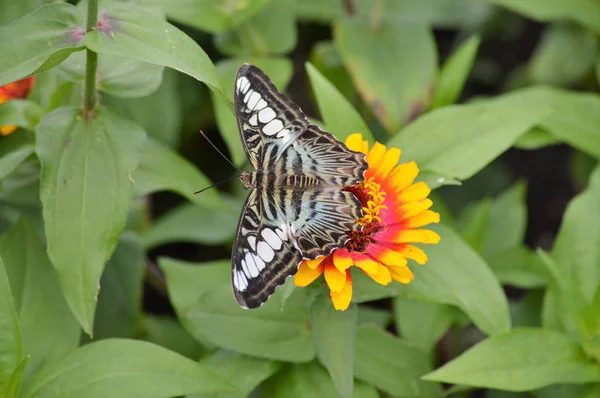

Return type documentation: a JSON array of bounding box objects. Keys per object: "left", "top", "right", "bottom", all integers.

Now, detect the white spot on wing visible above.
[
  {"left": 276, "top": 128, "right": 290, "bottom": 139},
  {"left": 276, "top": 226, "right": 287, "bottom": 241},
  {"left": 262, "top": 228, "right": 282, "bottom": 250},
  {"left": 248, "top": 114, "right": 258, "bottom": 126},
  {"left": 245, "top": 253, "right": 260, "bottom": 278},
  {"left": 257, "top": 241, "right": 275, "bottom": 262},
  {"left": 243, "top": 89, "right": 253, "bottom": 104},
  {"left": 241, "top": 259, "right": 250, "bottom": 278},
  {"left": 254, "top": 256, "right": 266, "bottom": 272},
  {"left": 247, "top": 92, "right": 261, "bottom": 110},
  {"left": 255, "top": 99, "right": 267, "bottom": 110},
  {"left": 234, "top": 270, "right": 248, "bottom": 291},
  {"left": 258, "top": 107, "right": 276, "bottom": 123},
  {"left": 263, "top": 119, "right": 283, "bottom": 136},
  {"left": 248, "top": 236, "right": 257, "bottom": 250}
]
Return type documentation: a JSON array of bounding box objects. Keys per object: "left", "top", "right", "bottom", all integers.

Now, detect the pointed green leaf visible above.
[
  {"left": 36, "top": 106, "right": 146, "bottom": 335},
  {"left": 0, "top": 132, "right": 34, "bottom": 180},
  {"left": 3, "top": 356, "right": 29, "bottom": 398},
  {"left": 0, "top": 254, "right": 22, "bottom": 391},
  {"left": 309, "top": 296, "right": 357, "bottom": 397},
  {"left": 423, "top": 328, "right": 600, "bottom": 391},
  {"left": 306, "top": 62, "right": 374, "bottom": 143},
  {"left": 0, "top": 4, "right": 85, "bottom": 85},
  {"left": 456, "top": 198, "right": 492, "bottom": 253},
  {"left": 21, "top": 339, "right": 233, "bottom": 398},
  {"left": 514, "top": 127, "right": 560, "bottom": 150},
  {"left": 0, "top": 218, "right": 80, "bottom": 378},
  {"left": 484, "top": 182, "right": 527, "bottom": 257},
  {"left": 432, "top": 35, "right": 481, "bottom": 108},
  {"left": 84, "top": 3, "right": 228, "bottom": 102}
]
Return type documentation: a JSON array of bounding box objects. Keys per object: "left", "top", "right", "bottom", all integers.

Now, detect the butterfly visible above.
[{"left": 232, "top": 64, "right": 368, "bottom": 309}]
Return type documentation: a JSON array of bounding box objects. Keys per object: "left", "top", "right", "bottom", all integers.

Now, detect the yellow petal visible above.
[
  {"left": 330, "top": 275, "right": 352, "bottom": 310},
  {"left": 369, "top": 246, "right": 408, "bottom": 267},
  {"left": 352, "top": 254, "right": 379, "bottom": 275},
  {"left": 392, "top": 229, "right": 441, "bottom": 244},
  {"left": 397, "top": 244, "right": 428, "bottom": 265},
  {"left": 366, "top": 142, "right": 387, "bottom": 171},
  {"left": 398, "top": 199, "right": 433, "bottom": 218},
  {"left": 389, "top": 266, "right": 414, "bottom": 283},
  {"left": 333, "top": 250, "right": 353, "bottom": 272},
  {"left": 294, "top": 261, "right": 323, "bottom": 287},
  {"left": 405, "top": 210, "right": 440, "bottom": 228},
  {"left": 374, "top": 147, "right": 401, "bottom": 180},
  {"left": 367, "top": 264, "right": 392, "bottom": 285},
  {"left": 387, "top": 161, "right": 418, "bottom": 192},
  {"left": 396, "top": 182, "right": 430, "bottom": 203},
  {"left": 345, "top": 133, "right": 364, "bottom": 152},
  {"left": 324, "top": 262, "right": 347, "bottom": 293},
  {"left": 304, "top": 256, "right": 325, "bottom": 270}
]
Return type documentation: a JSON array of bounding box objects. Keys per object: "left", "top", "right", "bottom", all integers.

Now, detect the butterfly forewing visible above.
[{"left": 232, "top": 64, "right": 367, "bottom": 309}]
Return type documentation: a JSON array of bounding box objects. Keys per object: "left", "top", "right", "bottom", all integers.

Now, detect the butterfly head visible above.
[{"left": 239, "top": 171, "right": 254, "bottom": 190}]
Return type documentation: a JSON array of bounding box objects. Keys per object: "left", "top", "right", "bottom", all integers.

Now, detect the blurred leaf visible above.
[
  {"left": 215, "top": 0, "right": 297, "bottom": 56},
  {"left": 0, "top": 0, "right": 55, "bottom": 26},
  {"left": 59, "top": 51, "right": 164, "bottom": 98},
  {"left": 391, "top": 94, "right": 549, "bottom": 181},
  {"left": 334, "top": 18, "right": 437, "bottom": 132},
  {"left": 432, "top": 35, "right": 481, "bottom": 108},
  {"left": 309, "top": 296, "right": 357, "bottom": 397},
  {"left": 528, "top": 23, "right": 597, "bottom": 86},
  {"left": 423, "top": 328, "right": 600, "bottom": 391},
  {"left": 21, "top": 339, "right": 233, "bottom": 398},
  {"left": 213, "top": 57, "right": 293, "bottom": 166},
  {"left": 393, "top": 297, "right": 455, "bottom": 355},
  {"left": 309, "top": 41, "right": 359, "bottom": 105},
  {"left": 93, "top": 232, "right": 144, "bottom": 339},
  {"left": 596, "top": 56, "right": 600, "bottom": 83},
  {"left": 510, "top": 290, "right": 543, "bottom": 328},
  {"left": 514, "top": 127, "right": 560, "bottom": 150},
  {"left": 142, "top": 202, "right": 237, "bottom": 249},
  {"left": 36, "top": 106, "right": 146, "bottom": 335},
  {"left": 2, "top": 356, "right": 28, "bottom": 398},
  {"left": 488, "top": 0, "right": 600, "bottom": 35},
  {"left": 535, "top": 383, "right": 600, "bottom": 398},
  {"left": 0, "top": 100, "right": 45, "bottom": 132},
  {"left": 415, "top": 171, "right": 462, "bottom": 190},
  {"left": 133, "top": 137, "right": 224, "bottom": 210},
  {"left": 190, "top": 350, "right": 281, "bottom": 398},
  {"left": 0, "top": 254, "right": 22, "bottom": 391},
  {"left": 140, "top": 315, "right": 207, "bottom": 360},
  {"left": 456, "top": 197, "right": 491, "bottom": 253},
  {"left": 106, "top": 68, "right": 182, "bottom": 148},
  {"left": 161, "top": 258, "right": 316, "bottom": 362},
  {"left": 85, "top": 3, "right": 228, "bottom": 103},
  {"left": 0, "top": 132, "right": 34, "bottom": 180},
  {"left": 354, "top": 325, "right": 441, "bottom": 397},
  {"left": 570, "top": 151, "right": 598, "bottom": 191},
  {"left": 488, "top": 246, "right": 547, "bottom": 289},
  {"left": 0, "top": 4, "right": 85, "bottom": 86},
  {"left": 357, "top": 306, "right": 391, "bottom": 329},
  {"left": 0, "top": 218, "right": 80, "bottom": 379},
  {"left": 306, "top": 62, "right": 374, "bottom": 143}
]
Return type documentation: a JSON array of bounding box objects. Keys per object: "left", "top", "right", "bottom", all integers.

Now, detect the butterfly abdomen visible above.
[{"left": 285, "top": 174, "right": 320, "bottom": 188}]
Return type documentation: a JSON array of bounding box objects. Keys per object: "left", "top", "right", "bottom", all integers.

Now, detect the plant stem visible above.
[{"left": 84, "top": 0, "right": 99, "bottom": 113}]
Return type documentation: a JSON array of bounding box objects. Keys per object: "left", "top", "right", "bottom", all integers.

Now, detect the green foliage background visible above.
[{"left": 0, "top": 0, "right": 599, "bottom": 397}]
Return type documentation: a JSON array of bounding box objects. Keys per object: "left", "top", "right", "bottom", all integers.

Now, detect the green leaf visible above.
[
  {"left": 21, "top": 339, "right": 233, "bottom": 398},
  {"left": 306, "top": 62, "right": 374, "bottom": 143},
  {"left": 142, "top": 202, "right": 237, "bottom": 249},
  {"left": 488, "top": 246, "right": 547, "bottom": 289},
  {"left": 456, "top": 197, "right": 492, "bottom": 253},
  {"left": 0, "top": 254, "right": 22, "bottom": 391},
  {"left": 0, "top": 132, "right": 34, "bottom": 180},
  {"left": 423, "top": 328, "right": 600, "bottom": 391},
  {"left": 3, "top": 356, "right": 29, "bottom": 398},
  {"left": 487, "top": 0, "right": 600, "bottom": 35},
  {"left": 214, "top": 0, "right": 297, "bottom": 56},
  {"left": 140, "top": 315, "right": 207, "bottom": 360},
  {"left": 190, "top": 350, "right": 281, "bottom": 398},
  {"left": 36, "top": 106, "right": 146, "bottom": 335},
  {"left": 432, "top": 35, "right": 481, "bottom": 108},
  {"left": 334, "top": 18, "right": 437, "bottom": 132},
  {"left": 84, "top": 3, "right": 228, "bottom": 103},
  {"left": 514, "top": 127, "right": 561, "bottom": 150},
  {"left": 0, "top": 100, "right": 45, "bottom": 132},
  {"left": 161, "top": 258, "right": 316, "bottom": 362},
  {"left": 93, "top": 232, "right": 144, "bottom": 339},
  {"left": 59, "top": 51, "right": 164, "bottom": 98},
  {"left": 354, "top": 325, "right": 441, "bottom": 397},
  {"left": 0, "top": 218, "right": 80, "bottom": 378},
  {"left": 133, "top": 137, "right": 223, "bottom": 210},
  {"left": 390, "top": 94, "right": 549, "bottom": 181},
  {"left": 393, "top": 297, "right": 455, "bottom": 354},
  {"left": 213, "top": 56, "right": 293, "bottom": 166},
  {"left": 510, "top": 290, "right": 543, "bottom": 328},
  {"left": 0, "top": 0, "right": 55, "bottom": 27},
  {"left": 528, "top": 23, "right": 598, "bottom": 86},
  {"left": 0, "top": 4, "right": 85, "bottom": 85},
  {"left": 309, "top": 296, "right": 357, "bottom": 398},
  {"left": 357, "top": 306, "right": 391, "bottom": 329}
]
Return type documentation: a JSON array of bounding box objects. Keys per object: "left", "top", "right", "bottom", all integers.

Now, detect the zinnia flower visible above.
[
  {"left": 0, "top": 77, "right": 35, "bottom": 136},
  {"left": 295, "top": 133, "right": 440, "bottom": 310}
]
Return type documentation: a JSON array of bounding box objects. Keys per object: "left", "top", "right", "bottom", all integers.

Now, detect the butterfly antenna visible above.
[
  {"left": 193, "top": 174, "right": 241, "bottom": 195},
  {"left": 199, "top": 130, "right": 242, "bottom": 173}
]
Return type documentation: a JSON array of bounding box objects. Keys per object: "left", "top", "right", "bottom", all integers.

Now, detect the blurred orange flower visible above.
[
  {"left": 0, "top": 76, "right": 35, "bottom": 136},
  {"left": 295, "top": 133, "right": 440, "bottom": 310}
]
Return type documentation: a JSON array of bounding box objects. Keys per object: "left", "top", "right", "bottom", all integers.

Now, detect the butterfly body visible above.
[{"left": 231, "top": 64, "right": 368, "bottom": 309}]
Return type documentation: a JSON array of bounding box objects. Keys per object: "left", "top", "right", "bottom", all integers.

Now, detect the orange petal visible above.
[
  {"left": 398, "top": 199, "right": 433, "bottom": 218},
  {"left": 324, "top": 260, "right": 347, "bottom": 293},
  {"left": 366, "top": 142, "right": 387, "bottom": 172},
  {"left": 387, "top": 161, "right": 419, "bottom": 192},
  {"left": 396, "top": 182, "right": 430, "bottom": 203},
  {"left": 352, "top": 253, "right": 379, "bottom": 275},
  {"left": 374, "top": 147, "right": 401, "bottom": 180},
  {"left": 295, "top": 261, "right": 324, "bottom": 287},
  {"left": 368, "top": 245, "right": 408, "bottom": 267},
  {"left": 0, "top": 125, "right": 17, "bottom": 135},
  {"left": 388, "top": 266, "right": 414, "bottom": 283},
  {"left": 330, "top": 272, "right": 353, "bottom": 310},
  {"left": 397, "top": 244, "right": 428, "bottom": 264},
  {"left": 390, "top": 229, "right": 441, "bottom": 244},
  {"left": 367, "top": 264, "right": 392, "bottom": 285},
  {"left": 333, "top": 249, "right": 353, "bottom": 272},
  {"left": 304, "top": 256, "right": 325, "bottom": 270},
  {"left": 405, "top": 210, "right": 440, "bottom": 228}
]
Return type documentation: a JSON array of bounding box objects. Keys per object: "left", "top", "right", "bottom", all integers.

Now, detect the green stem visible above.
[{"left": 84, "top": 0, "right": 99, "bottom": 113}]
